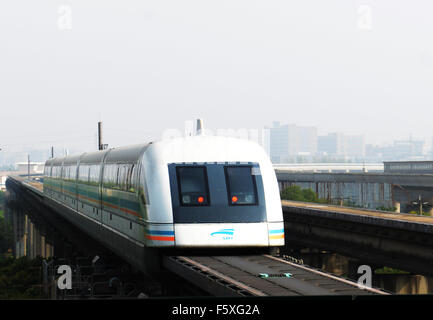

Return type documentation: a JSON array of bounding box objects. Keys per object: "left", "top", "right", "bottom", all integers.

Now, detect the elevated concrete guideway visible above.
[
  {"left": 282, "top": 200, "right": 433, "bottom": 276},
  {"left": 276, "top": 170, "right": 433, "bottom": 213},
  {"left": 274, "top": 163, "right": 384, "bottom": 173},
  {"left": 6, "top": 175, "right": 387, "bottom": 296},
  {"left": 276, "top": 171, "right": 433, "bottom": 188}
]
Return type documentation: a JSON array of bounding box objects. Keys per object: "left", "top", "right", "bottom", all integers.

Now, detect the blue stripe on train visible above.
[
  {"left": 146, "top": 230, "right": 175, "bottom": 236},
  {"left": 269, "top": 229, "right": 284, "bottom": 234}
]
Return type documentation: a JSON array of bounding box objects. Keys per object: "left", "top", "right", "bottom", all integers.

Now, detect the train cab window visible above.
[
  {"left": 224, "top": 166, "right": 258, "bottom": 205},
  {"left": 176, "top": 166, "right": 210, "bottom": 206}
]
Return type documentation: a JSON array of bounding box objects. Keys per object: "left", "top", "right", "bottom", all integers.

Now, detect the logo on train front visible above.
[{"left": 210, "top": 228, "right": 234, "bottom": 240}]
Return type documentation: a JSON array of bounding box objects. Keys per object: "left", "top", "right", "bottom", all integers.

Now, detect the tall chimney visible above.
[
  {"left": 98, "top": 121, "right": 103, "bottom": 150},
  {"left": 196, "top": 119, "right": 204, "bottom": 136}
]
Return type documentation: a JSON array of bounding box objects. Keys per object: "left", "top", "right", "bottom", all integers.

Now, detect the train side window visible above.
[
  {"left": 103, "top": 164, "right": 118, "bottom": 189},
  {"left": 224, "top": 166, "right": 258, "bottom": 206},
  {"left": 89, "top": 165, "right": 100, "bottom": 186},
  {"left": 138, "top": 165, "right": 149, "bottom": 205},
  {"left": 128, "top": 164, "right": 137, "bottom": 192},
  {"left": 118, "top": 165, "right": 128, "bottom": 190},
  {"left": 102, "top": 164, "right": 111, "bottom": 188},
  {"left": 69, "top": 165, "right": 77, "bottom": 181},
  {"left": 78, "top": 165, "right": 90, "bottom": 184},
  {"left": 62, "top": 166, "right": 67, "bottom": 180},
  {"left": 121, "top": 164, "right": 136, "bottom": 192},
  {"left": 61, "top": 166, "right": 65, "bottom": 180},
  {"left": 65, "top": 166, "right": 70, "bottom": 181},
  {"left": 113, "top": 165, "right": 122, "bottom": 190},
  {"left": 176, "top": 166, "right": 210, "bottom": 206}
]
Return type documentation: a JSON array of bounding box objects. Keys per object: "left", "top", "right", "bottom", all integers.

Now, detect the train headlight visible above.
[{"left": 182, "top": 195, "right": 191, "bottom": 204}]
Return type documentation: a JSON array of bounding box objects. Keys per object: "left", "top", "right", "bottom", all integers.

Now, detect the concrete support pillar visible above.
[
  {"left": 41, "top": 236, "right": 46, "bottom": 258},
  {"left": 45, "top": 243, "right": 51, "bottom": 258},
  {"left": 45, "top": 242, "right": 54, "bottom": 258},
  {"left": 35, "top": 229, "right": 41, "bottom": 258},
  {"left": 32, "top": 225, "right": 36, "bottom": 259},
  {"left": 29, "top": 221, "right": 34, "bottom": 259},
  {"left": 23, "top": 215, "right": 28, "bottom": 257}
]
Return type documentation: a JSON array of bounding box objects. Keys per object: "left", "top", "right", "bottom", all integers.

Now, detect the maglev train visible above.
[{"left": 43, "top": 135, "right": 284, "bottom": 272}]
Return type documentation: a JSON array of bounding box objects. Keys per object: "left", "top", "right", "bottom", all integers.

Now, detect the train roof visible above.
[
  {"left": 63, "top": 154, "right": 83, "bottom": 165},
  {"left": 44, "top": 136, "right": 268, "bottom": 167},
  {"left": 51, "top": 157, "right": 66, "bottom": 166},
  {"left": 104, "top": 143, "right": 150, "bottom": 164},
  {"left": 79, "top": 149, "right": 111, "bottom": 164},
  {"left": 46, "top": 143, "right": 151, "bottom": 166}
]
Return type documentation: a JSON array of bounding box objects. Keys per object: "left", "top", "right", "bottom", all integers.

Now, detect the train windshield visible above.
[
  {"left": 168, "top": 162, "right": 266, "bottom": 223},
  {"left": 176, "top": 166, "right": 210, "bottom": 206},
  {"left": 225, "top": 166, "right": 258, "bottom": 205}
]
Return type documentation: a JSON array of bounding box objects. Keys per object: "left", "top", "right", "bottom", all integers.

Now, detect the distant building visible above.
[
  {"left": 367, "top": 139, "right": 426, "bottom": 162},
  {"left": 344, "top": 135, "right": 365, "bottom": 158},
  {"left": 296, "top": 126, "right": 318, "bottom": 155},
  {"left": 318, "top": 133, "right": 342, "bottom": 155},
  {"left": 317, "top": 133, "right": 365, "bottom": 159},
  {"left": 16, "top": 162, "right": 45, "bottom": 174},
  {"left": 269, "top": 123, "right": 296, "bottom": 163},
  {"left": 268, "top": 122, "right": 317, "bottom": 163},
  {"left": 392, "top": 140, "right": 424, "bottom": 160}
]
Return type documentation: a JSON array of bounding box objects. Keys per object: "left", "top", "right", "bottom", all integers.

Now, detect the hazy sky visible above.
[{"left": 0, "top": 1, "right": 432, "bottom": 153}]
